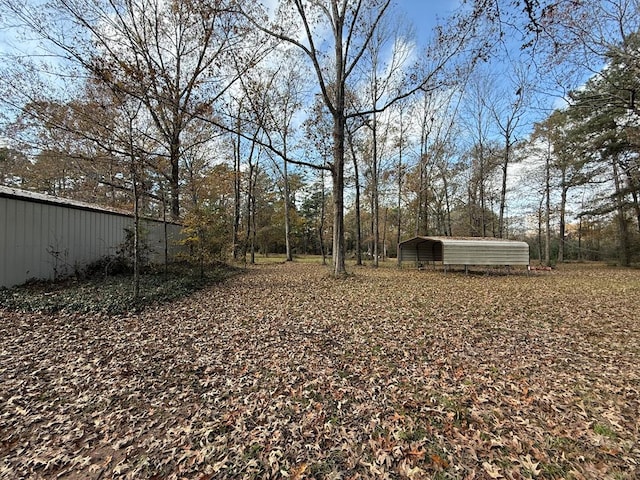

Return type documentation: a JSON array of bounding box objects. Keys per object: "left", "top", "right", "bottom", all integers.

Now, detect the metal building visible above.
[
  {"left": 398, "top": 236, "right": 530, "bottom": 269},
  {"left": 1, "top": 186, "right": 184, "bottom": 288}
]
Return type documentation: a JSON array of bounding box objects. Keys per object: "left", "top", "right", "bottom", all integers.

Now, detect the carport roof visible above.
[{"left": 399, "top": 236, "right": 528, "bottom": 248}]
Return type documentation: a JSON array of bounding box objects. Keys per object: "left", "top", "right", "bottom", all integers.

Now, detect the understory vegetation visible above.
[
  {"left": 1, "top": 262, "right": 638, "bottom": 479},
  {"left": 0, "top": 262, "right": 236, "bottom": 314}
]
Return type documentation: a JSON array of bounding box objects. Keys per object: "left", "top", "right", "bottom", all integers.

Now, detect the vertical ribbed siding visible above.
[
  {"left": 1, "top": 193, "right": 186, "bottom": 288},
  {"left": 2, "top": 195, "right": 17, "bottom": 283},
  {"left": 443, "top": 243, "right": 529, "bottom": 265}
]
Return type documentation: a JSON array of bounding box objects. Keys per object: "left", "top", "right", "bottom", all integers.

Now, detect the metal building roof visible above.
[
  {"left": 0, "top": 185, "right": 131, "bottom": 216},
  {"left": 0, "top": 185, "right": 181, "bottom": 225}
]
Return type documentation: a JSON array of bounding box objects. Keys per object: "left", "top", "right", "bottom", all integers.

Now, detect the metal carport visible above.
[{"left": 398, "top": 236, "right": 530, "bottom": 268}]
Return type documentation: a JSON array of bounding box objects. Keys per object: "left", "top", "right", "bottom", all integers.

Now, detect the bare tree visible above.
[
  {"left": 346, "top": 121, "right": 364, "bottom": 265},
  {"left": 392, "top": 100, "right": 409, "bottom": 265},
  {"left": 1, "top": 0, "right": 262, "bottom": 219},
  {"left": 227, "top": 76, "right": 272, "bottom": 264},
  {"left": 461, "top": 73, "right": 500, "bottom": 237},
  {"left": 412, "top": 83, "right": 464, "bottom": 236},
  {"left": 242, "top": 0, "right": 484, "bottom": 276},
  {"left": 261, "top": 52, "right": 307, "bottom": 262},
  {"left": 245, "top": 0, "right": 393, "bottom": 275},
  {"left": 359, "top": 11, "right": 413, "bottom": 267},
  {"left": 484, "top": 67, "right": 529, "bottom": 238}
]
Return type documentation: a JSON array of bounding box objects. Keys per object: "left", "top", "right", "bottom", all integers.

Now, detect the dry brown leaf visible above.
[{"left": 1, "top": 263, "right": 638, "bottom": 479}]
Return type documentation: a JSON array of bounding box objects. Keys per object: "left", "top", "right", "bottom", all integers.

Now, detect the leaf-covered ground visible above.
[{"left": 1, "top": 262, "right": 639, "bottom": 479}]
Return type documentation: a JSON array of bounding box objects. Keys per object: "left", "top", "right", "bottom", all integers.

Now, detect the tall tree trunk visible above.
[
  {"left": 369, "top": 184, "right": 375, "bottom": 257},
  {"left": 331, "top": 22, "right": 347, "bottom": 277},
  {"left": 468, "top": 186, "right": 474, "bottom": 236},
  {"left": 130, "top": 148, "right": 141, "bottom": 300},
  {"left": 612, "top": 158, "right": 630, "bottom": 266},
  {"left": 319, "top": 169, "right": 327, "bottom": 266},
  {"left": 558, "top": 170, "right": 568, "bottom": 263},
  {"left": 382, "top": 207, "right": 388, "bottom": 261},
  {"left": 348, "top": 129, "right": 363, "bottom": 266},
  {"left": 283, "top": 136, "right": 292, "bottom": 262},
  {"left": 170, "top": 137, "right": 180, "bottom": 220},
  {"left": 422, "top": 160, "right": 431, "bottom": 235},
  {"left": 417, "top": 94, "right": 432, "bottom": 237},
  {"left": 162, "top": 188, "right": 168, "bottom": 274},
  {"left": 545, "top": 148, "right": 551, "bottom": 266},
  {"left": 442, "top": 171, "right": 452, "bottom": 236},
  {"left": 331, "top": 154, "right": 346, "bottom": 276},
  {"left": 251, "top": 188, "right": 257, "bottom": 264},
  {"left": 233, "top": 121, "right": 241, "bottom": 260},
  {"left": 396, "top": 120, "right": 403, "bottom": 266},
  {"left": 127, "top": 112, "right": 141, "bottom": 300},
  {"left": 198, "top": 208, "right": 205, "bottom": 278},
  {"left": 480, "top": 155, "right": 486, "bottom": 237},
  {"left": 244, "top": 164, "right": 253, "bottom": 264},
  {"left": 372, "top": 110, "right": 379, "bottom": 268},
  {"left": 578, "top": 217, "right": 583, "bottom": 261},
  {"left": 132, "top": 169, "right": 140, "bottom": 300},
  {"left": 415, "top": 158, "right": 424, "bottom": 236},
  {"left": 537, "top": 197, "right": 544, "bottom": 262},
  {"left": 498, "top": 143, "right": 509, "bottom": 238}
]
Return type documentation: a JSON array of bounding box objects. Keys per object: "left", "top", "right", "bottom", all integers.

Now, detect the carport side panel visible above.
[{"left": 442, "top": 243, "right": 529, "bottom": 265}]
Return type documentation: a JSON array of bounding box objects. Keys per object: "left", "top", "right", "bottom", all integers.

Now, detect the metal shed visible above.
[
  {"left": 1, "top": 185, "right": 185, "bottom": 288},
  {"left": 398, "top": 236, "right": 529, "bottom": 268}
]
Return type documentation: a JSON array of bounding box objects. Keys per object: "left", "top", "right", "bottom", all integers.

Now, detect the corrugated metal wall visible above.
[
  {"left": 1, "top": 191, "right": 184, "bottom": 288},
  {"left": 443, "top": 243, "right": 529, "bottom": 265}
]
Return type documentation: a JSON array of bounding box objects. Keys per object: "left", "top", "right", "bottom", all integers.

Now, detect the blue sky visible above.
[
  {"left": 397, "top": 1, "right": 459, "bottom": 22},
  {"left": 396, "top": 0, "right": 460, "bottom": 38}
]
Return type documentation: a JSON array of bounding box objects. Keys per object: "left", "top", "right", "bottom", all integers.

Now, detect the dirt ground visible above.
[{"left": 1, "top": 262, "right": 639, "bottom": 479}]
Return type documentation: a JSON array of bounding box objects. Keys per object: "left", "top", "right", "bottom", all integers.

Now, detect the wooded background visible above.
[{"left": 1, "top": 0, "right": 639, "bottom": 272}]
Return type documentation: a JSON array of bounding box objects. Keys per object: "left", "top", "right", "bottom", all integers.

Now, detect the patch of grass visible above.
[
  {"left": 244, "top": 443, "right": 264, "bottom": 459},
  {"left": 593, "top": 423, "right": 617, "bottom": 439},
  {"left": 541, "top": 461, "right": 572, "bottom": 477},
  {"left": 0, "top": 263, "right": 237, "bottom": 314},
  {"left": 241, "top": 254, "right": 402, "bottom": 267},
  {"left": 544, "top": 434, "right": 574, "bottom": 451},
  {"left": 397, "top": 426, "right": 429, "bottom": 442},
  {"left": 310, "top": 450, "right": 347, "bottom": 475}
]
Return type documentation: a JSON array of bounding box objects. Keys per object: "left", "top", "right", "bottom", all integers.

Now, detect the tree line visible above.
[{"left": 1, "top": 0, "right": 639, "bottom": 274}]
